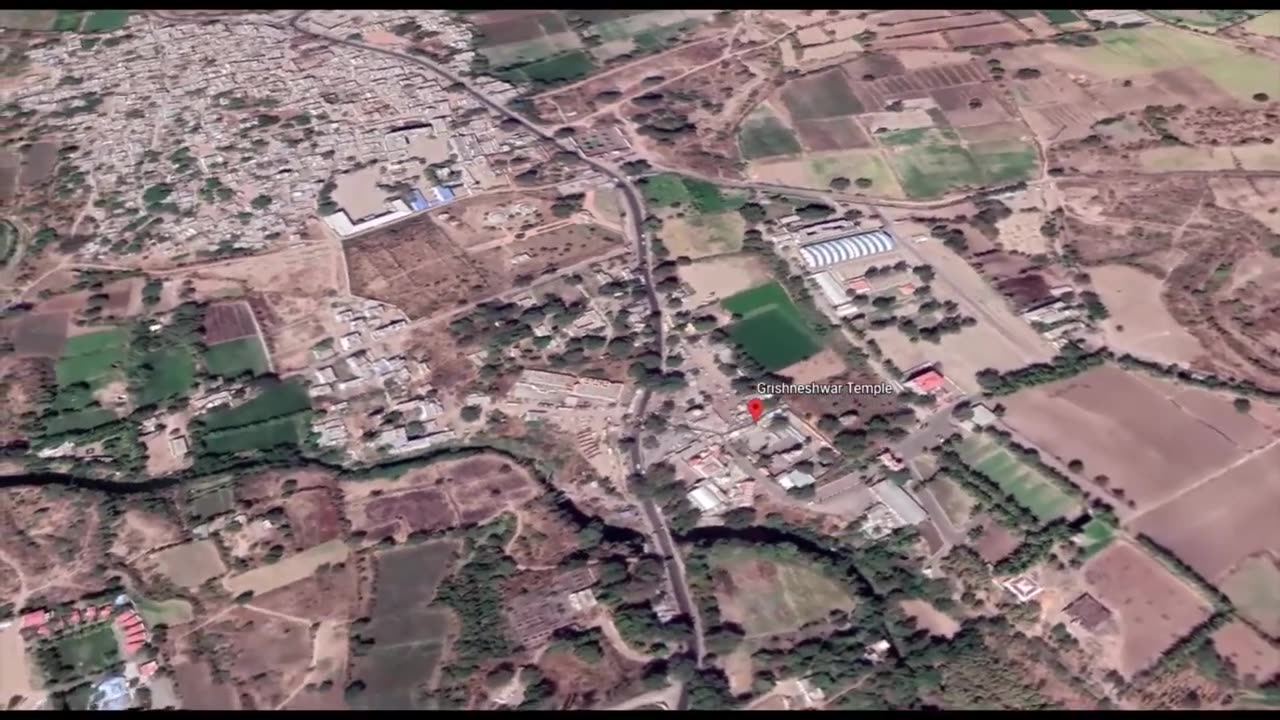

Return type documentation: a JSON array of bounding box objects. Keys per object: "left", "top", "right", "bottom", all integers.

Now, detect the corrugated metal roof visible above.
[
  {"left": 872, "top": 482, "right": 927, "bottom": 525},
  {"left": 799, "top": 229, "right": 897, "bottom": 270}
]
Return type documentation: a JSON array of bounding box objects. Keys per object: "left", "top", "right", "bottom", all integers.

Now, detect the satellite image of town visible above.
[{"left": 2, "top": 8, "right": 1280, "bottom": 711}]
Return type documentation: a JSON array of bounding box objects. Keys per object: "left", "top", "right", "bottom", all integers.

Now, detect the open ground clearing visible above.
[
  {"left": 1090, "top": 265, "right": 1208, "bottom": 367},
  {"left": 748, "top": 150, "right": 904, "bottom": 198},
  {"left": 1218, "top": 554, "right": 1280, "bottom": 638},
  {"left": 778, "top": 348, "right": 847, "bottom": 384},
  {"left": 660, "top": 211, "right": 746, "bottom": 260},
  {"left": 203, "top": 606, "right": 312, "bottom": 708},
  {"left": 1002, "top": 366, "right": 1273, "bottom": 512},
  {"left": 203, "top": 336, "right": 269, "bottom": 378},
  {"left": 721, "top": 282, "right": 823, "bottom": 371},
  {"left": 958, "top": 435, "right": 1080, "bottom": 523},
  {"left": 134, "top": 595, "right": 195, "bottom": 627},
  {"left": 0, "top": 624, "right": 39, "bottom": 708},
  {"left": 149, "top": 539, "right": 227, "bottom": 589},
  {"left": 900, "top": 599, "right": 960, "bottom": 638},
  {"left": 223, "top": 539, "right": 350, "bottom": 597},
  {"left": 1243, "top": 11, "right": 1280, "bottom": 37},
  {"left": 1212, "top": 620, "right": 1280, "bottom": 684},
  {"left": 1138, "top": 145, "right": 1280, "bottom": 173},
  {"left": 1082, "top": 540, "right": 1215, "bottom": 678},
  {"left": 709, "top": 546, "right": 855, "bottom": 637},
  {"left": 678, "top": 254, "right": 773, "bottom": 309}
]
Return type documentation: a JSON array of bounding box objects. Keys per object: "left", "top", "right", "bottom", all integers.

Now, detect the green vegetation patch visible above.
[
  {"left": 0, "top": 220, "right": 16, "bottom": 264},
  {"left": 642, "top": 173, "right": 745, "bottom": 213},
  {"left": 1149, "top": 10, "right": 1264, "bottom": 29},
  {"left": 959, "top": 436, "right": 1078, "bottom": 523},
  {"left": 199, "top": 381, "right": 311, "bottom": 431},
  {"left": 1076, "top": 517, "right": 1115, "bottom": 558},
  {"left": 134, "top": 595, "right": 194, "bottom": 626},
  {"left": 738, "top": 110, "right": 803, "bottom": 160},
  {"left": 779, "top": 69, "right": 863, "bottom": 120},
  {"left": 42, "top": 407, "right": 116, "bottom": 435},
  {"left": 37, "top": 624, "right": 120, "bottom": 680},
  {"left": 184, "top": 481, "right": 236, "bottom": 521},
  {"left": 501, "top": 50, "right": 595, "bottom": 84},
  {"left": 889, "top": 142, "right": 984, "bottom": 199},
  {"left": 1037, "top": 10, "right": 1080, "bottom": 25},
  {"left": 202, "top": 337, "right": 269, "bottom": 379},
  {"left": 877, "top": 127, "right": 933, "bottom": 147},
  {"left": 131, "top": 348, "right": 196, "bottom": 408},
  {"left": 55, "top": 327, "right": 128, "bottom": 386},
  {"left": 641, "top": 173, "right": 692, "bottom": 207},
  {"left": 199, "top": 414, "right": 307, "bottom": 454},
  {"left": 722, "top": 282, "right": 822, "bottom": 371},
  {"left": 80, "top": 10, "right": 130, "bottom": 32},
  {"left": 969, "top": 140, "right": 1040, "bottom": 186}
]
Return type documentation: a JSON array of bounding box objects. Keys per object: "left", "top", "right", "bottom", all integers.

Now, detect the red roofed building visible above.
[
  {"left": 847, "top": 277, "right": 872, "bottom": 295},
  {"left": 37, "top": 626, "right": 52, "bottom": 637},
  {"left": 139, "top": 661, "right": 159, "bottom": 678},
  {"left": 21, "top": 610, "right": 47, "bottom": 629},
  {"left": 69, "top": 610, "right": 81, "bottom": 624},
  {"left": 125, "top": 628, "right": 148, "bottom": 641},
  {"left": 115, "top": 612, "right": 141, "bottom": 629},
  {"left": 905, "top": 369, "right": 946, "bottom": 395},
  {"left": 123, "top": 639, "right": 145, "bottom": 654}
]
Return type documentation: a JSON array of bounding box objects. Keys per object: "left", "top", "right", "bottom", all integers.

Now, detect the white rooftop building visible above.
[{"left": 799, "top": 229, "right": 897, "bottom": 271}]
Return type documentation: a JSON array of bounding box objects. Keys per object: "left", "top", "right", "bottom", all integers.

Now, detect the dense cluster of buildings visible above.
[{"left": 14, "top": 10, "right": 527, "bottom": 258}]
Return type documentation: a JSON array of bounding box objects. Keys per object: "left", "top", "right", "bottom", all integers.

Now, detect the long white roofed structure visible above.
[{"left": 799, "top": 229, "right": 896, "bottom": 271}]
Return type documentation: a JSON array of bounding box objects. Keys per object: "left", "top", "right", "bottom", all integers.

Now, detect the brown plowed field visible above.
[
  {"left": 1211, "top": 620, "right": 1280, "bottom": 684},
  {"left": 1002, "top": 366, "right": 1270, "bottom": 512},
  {"left": 1082, "top": 540, "right": 1214, "bottom": 678},
  {"left": 203, "top": 301, "right": 258, "bottom": 344},
  {"left": 794, "top": 117, "right": 871, "bottom": 151},
  {"left": 1132, "top": 442, "right": 1280, "bottom": 583}
]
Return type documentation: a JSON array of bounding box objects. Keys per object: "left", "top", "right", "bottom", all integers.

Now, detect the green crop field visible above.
[
  {"left": 1220, "top": 555, "right": 1280, "bottom": 636},
  {"left": 199, "top": 414, "right": 306, "bottom": 454},
  {"left": 642, "top": 173, "right": 744, "bottom": 213},
  {"left": 960, "top": 436, "right": 1079, "bottom": 523},
  {"left": 55, "top": 327, "right": 128, "bottom": 386},
  {"left": 890, "top": 142, "right": 984, "bottom": 199},
  {"left": 739, "top": 111, "right": 803, "bottom": 160},
  {"left": 970, "top": 140, "right": 1040, "bottom": 185},
  {"left": 42, "top": 407, "right": 116, "bottom": 435},
  {"left": 132, "top": 348, "right": 196, "bottom": 407},
  {"left": 1077, "top": 517, "right": 1116, "bottom": 558},
  {"left": 80, "top": 10, "right": 130, "bottom": 32},
  {"left": 203, "top": 337, "right": 269, "bottom": 378},
  {"left": 39, "top": 624, "right": 120, "bottom": 678},
  {"left": 1078, "top": 27, "right": 1280, "bottom": 101},
  {"left": 1038, "top": 10, "right": 1080, "bottom": 25},
  {"left": 505, "top": 50, "right": 595, "bottom": 84},
  {"left": 722, "top": 282, "right": 822, "bottom": 371},
  {"left": 199, "top": 381, "right": 310, "bottom": 431},
  {"left": 641, "top": 173, "right": 692, "bottom": 207},
  {"left": 0, "top": 220, "right": 15, "bottom": 264}
]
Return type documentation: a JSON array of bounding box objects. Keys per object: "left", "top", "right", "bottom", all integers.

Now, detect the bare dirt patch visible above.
[
  {"left": 109, "top": 509, "right": 185, "bottom": 563},
  {"left": 778, "top": 348, "right": 846, "bottom": 384},
  {"left": 252, "top": 559, "right": 361, "bottom": 624},
  {"left": 149, "top": 540, "right": 228, "bottom": 589},
  {"left": 678, "top": 254, "right": 773, "bottom": 309},
  {"left": 1002, "top": 366, "right": 1270, "bottom": 512},
  {"left": 900, "top": 598, "right": 961, "bottom": 638},
  {"left": 202, "top": 605, "right": 314, "bottom": 709},
  {"left": 1090, "top": 265, "right": 1209, "bottom": 367},
  {"left": 1212, "top": 620, "right": 1280, "bottom": 685},
  {"left": 974, "top": 521, "right": 1021, "bottom": 563},
  {"left": 11, "top": 312, "right": 69, "bottom": 357},
  {"left": 1082, "top": 540, "right": 1214, "bottom": 678},
  {"left": 224, "top": 539, "right": 350, "bottom": 597},
  {"left": 346, "top": 214, "right": 500, "bottom": 321}
]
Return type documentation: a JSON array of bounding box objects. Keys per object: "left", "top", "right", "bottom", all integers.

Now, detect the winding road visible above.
[{"left": 286, "top": 11, "right": 702, "bottom": 665}]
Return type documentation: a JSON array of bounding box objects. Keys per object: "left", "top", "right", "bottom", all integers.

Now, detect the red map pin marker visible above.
[{"left": 747, "top": 398, "right": 764, "bottom": 423}]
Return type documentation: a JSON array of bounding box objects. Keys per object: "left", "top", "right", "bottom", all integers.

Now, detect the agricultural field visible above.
[
  {"left": 709, "top": 546, "right": 856, "bottom": 637},
  {"left": 133, "top": 595, "right": 195, "bottom": 627},
  {"left": 643, "top": 174, "right": 747, "bottom": 259},
  {"left": 184, "top": 480, "right": 236, "bottom": 522},
  {"left": 468, "top": 10, "right": 714, "bottom": 86},
  {"left": 202, "top": 336, "right": 270, "bottom": 378},
  {"left": 1082, "top": 540, "right": 1215, "bottom": 678},
  {"left": 1043, "top": 26, "right": 1280, "bottom": 102},
  {"left": 1211, "top": 620, "right": 1280, "bottom": 686},
  {"left": 223, "top": 539, "right": 350, "bottom": 597},
  {"left": 678, "top": 254, "right": 773, "bottom": 308},
  {"left": 1089, "top": 264, "right": 1208, "bottom": 366},
  {"left": 350, "top": 541, "right": 458, "bottom": 710},
  {"left": 721, "top": 282, "right": 823, "bottom": 371},
  {"left": 201, "top": 302, "right": 258, "bottom": 345},
  {"left": 198, "top": 381, "right": 310, "bottom": 431},
  {"left": 11, "top": 311, "right": 70, "bottom": 357},
  {"left": 0, "top": 10, "right": 131, "bottom": 32},
  {"left": 1242, "top": 11, "right": 1280, "bottom": 37},
  {"left": 147, "top": 540, "right": 227, "bottom": 589},
  {"left": 54, "top": 327, "right": 128, "bottom": 386},
  {"left": 958, "top": 435, "right": 1080, "bottom": 523},
  {"left": 1001, "top": 366, "right": 1273, "bottom": 512},
  {"left": 131, "top": 347, "right": 196, "bottom": 408},
  {"left": 738, "top": 107, "right": 803, "bottom": 161},
  {"left": 1217, "top": 554, "right": 1280, "bottom": 638},
  {"left": 1149, "top": 10, "right": 1266, "bottom": 29}
]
